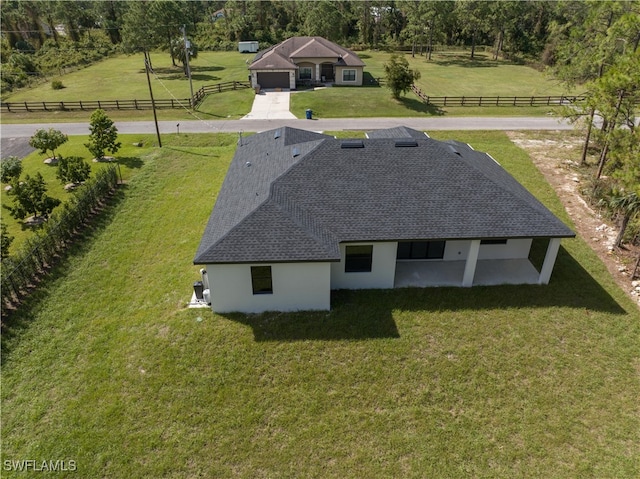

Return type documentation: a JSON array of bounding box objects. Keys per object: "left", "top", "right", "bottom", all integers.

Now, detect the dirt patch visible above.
[{"left": 507, "top": 131, "right": 640, "bottom": 307}]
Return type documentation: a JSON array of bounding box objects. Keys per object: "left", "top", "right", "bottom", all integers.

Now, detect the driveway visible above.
[{"left": 242, "top": 90, "right": 297, "bottom": 120}]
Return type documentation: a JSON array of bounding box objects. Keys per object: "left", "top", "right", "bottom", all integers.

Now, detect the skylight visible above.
[{"left": 341, "top": 140, "right": 364, "bottom": 149}]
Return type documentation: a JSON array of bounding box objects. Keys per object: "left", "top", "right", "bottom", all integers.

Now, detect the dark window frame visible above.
[
  {"left": 396, "top": 241, "right": 446, "bottom": 260},
  {"left": 345, "top": 245, "right": 373, "bottom": 272},
  {"left": 299, "top": 66, "right": 312, "bottom": 80},
  {"left": 342, "top": 69, "right": 356, "bottom": 82},
  {"left": 251, "top": 266, "right": 273, "bottom": 295},
  {"left": 480, "top": 239, "right": 508, "bottom": 245}
]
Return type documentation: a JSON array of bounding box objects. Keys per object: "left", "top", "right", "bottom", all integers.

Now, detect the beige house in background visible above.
[{"left": 248, "top": 36, "right": 366, "bottom": 90}]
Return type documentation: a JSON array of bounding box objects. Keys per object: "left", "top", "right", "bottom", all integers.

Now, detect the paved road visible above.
[
  {"left": 0, "top": 116, "right": 574, "bottom": 159},
  {"left": 0, "top": 116, "right": 573, "bottom": 139}
]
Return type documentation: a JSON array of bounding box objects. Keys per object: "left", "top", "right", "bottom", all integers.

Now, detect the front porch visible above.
[{"left": 394, "top": 259, "right": 541, "bottom": 288}]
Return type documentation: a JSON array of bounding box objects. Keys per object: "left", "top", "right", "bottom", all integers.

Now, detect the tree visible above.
[
  {"left": 1, "top": 222, "right": 14, "bottom": 261},
  {"left": 1, "top": 156, "right": 23, "bottom": 184},
  {"left": 56, "top": 156, "right": 91, "bottom": 186},
  {"left": 29, "top": 128, "right": 68, "bottom": 161},
  {"left": 384, "top": 53, "right": 420, "bottom": 99},
  {"left": 85, "top": 109, "right": 121, "bottom": 161},
  {"left": 7, "top": 172, "right": 61, "bottom": 221},
  {"left": 607, "top": 190, "right": 640, "bottom": 248},
  {"left": 455, "top": 0, "right": 491, "bottom": 59},
  {"left": 170, "top": 35, "right": 198, "bottom": 76}
]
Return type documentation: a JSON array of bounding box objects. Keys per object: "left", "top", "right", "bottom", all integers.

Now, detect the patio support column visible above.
[
  {"left": 538, "top": 238, "right": 561, "bottom": 284},
  {"left": 463, "top": 240, "right": 480, "bottom": 287},
  {"left": 316, "top": 64, "right": 320, "bottom": 82}
]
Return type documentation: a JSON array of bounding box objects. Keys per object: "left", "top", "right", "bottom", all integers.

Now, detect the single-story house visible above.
[
  {"left": 248, "top": 36, "right": 366, "bottom": 90},
  {"left": 194, "top": 126, "right": 575, "bottom": 313}
]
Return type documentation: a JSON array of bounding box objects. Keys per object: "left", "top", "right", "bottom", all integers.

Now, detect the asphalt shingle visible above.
[{"left": 194, "top": 127, "right": 574, "bottom": 264}]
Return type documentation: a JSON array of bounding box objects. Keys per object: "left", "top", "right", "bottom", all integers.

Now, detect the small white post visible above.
[
  {"left": 463, "top": 240, "right": 480, "bottom": 287},
  {"left": 539, "top": 238, "right": 562, "bottom": 284}
]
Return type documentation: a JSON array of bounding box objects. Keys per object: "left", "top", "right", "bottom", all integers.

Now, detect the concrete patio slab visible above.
[{"left": 394, "top": 259, "right": 541, "bottom": 288}]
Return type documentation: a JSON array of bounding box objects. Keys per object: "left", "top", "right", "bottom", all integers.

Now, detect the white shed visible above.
[{"left": 238, "top": 41, "right": 259, "bottom": 53}]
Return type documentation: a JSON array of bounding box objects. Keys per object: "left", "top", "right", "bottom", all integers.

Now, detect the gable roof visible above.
[
  {"left": 194, "top": 127, "right": 574, "bottom": 264},
  {"left": 249, "top": 36, "right": 365, "bottom": 71}
]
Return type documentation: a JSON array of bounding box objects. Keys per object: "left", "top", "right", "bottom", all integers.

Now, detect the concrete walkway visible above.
[{"left": 241, "top": 90, "right": 297, "bottom": 120}]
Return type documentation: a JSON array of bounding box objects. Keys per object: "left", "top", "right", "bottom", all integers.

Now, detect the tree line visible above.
[{"left": 1, "top": 1, "right": 634, "bottom": 88}]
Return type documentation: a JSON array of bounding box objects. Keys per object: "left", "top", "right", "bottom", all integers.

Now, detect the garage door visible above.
[{"left": 257, "top": 72, "right": 289, "bottom": 89}]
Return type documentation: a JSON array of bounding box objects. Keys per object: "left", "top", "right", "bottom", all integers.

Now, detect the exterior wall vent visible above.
[{"left": 341, "top": 140, "right": 364, "bottom": 149}]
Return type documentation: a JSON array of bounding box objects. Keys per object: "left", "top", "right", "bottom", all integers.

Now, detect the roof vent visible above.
[
  {"left": 447, "top": 145, "right": 461, "bottom": 156},
  {"left": 395, "top": 139, "right": 418, "bottom": 147},
  {"left": 274, "top": 129, "right": 281, "bottom": 139},
  {"left": 341, "top": 140, "right": 364, "bottom": 149},
  {"left": 292, "top": 147, "right": 300, "bottom": 157}
]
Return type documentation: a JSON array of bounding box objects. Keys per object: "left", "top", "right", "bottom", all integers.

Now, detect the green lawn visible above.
[
  {"left": 2, "top": 131, "right": 638, "bottom": 478},
  {"left": 2, "top": 50, "right": 577, "bottom": 122}
]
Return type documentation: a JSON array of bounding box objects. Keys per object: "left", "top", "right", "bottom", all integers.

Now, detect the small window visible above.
[
  {"left": 299, "top": 67, "right": 312, "bottom": 80},
  {"left": 251, "top": 266, "right": 273, "bottom": 294},
  {"left": 345, "top": 245, "right": 373, "bottom": 272},
  {"left": 397, "top": 241, "right": 445, "bottom": 260},
  {"left": 481, "top": 239, "right": 508, "bottom": 245},
  {"left": 342, "top": 69, "right": 356, "bottom": 82}
]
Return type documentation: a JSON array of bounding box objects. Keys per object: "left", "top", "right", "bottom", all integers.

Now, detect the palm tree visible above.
[{"left": 609, "top": 191, "right": 640, "bottom": 248}]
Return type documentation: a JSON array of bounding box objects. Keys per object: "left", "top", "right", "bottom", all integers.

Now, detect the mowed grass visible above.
[
  {"left": 290, "top": 50, "right": 574, "bottom": 118},
  {"left": 3, "top": 50, "right": 575, "bottom": 122},
  {"left": 0, "top": 134, "right": 160, "bottom": 254},
  {"left": 2, "top": 131, "right": 639, "bottom": 478},
  {"left": 2, "top": 51, "right": 256, "bottom": 123}
]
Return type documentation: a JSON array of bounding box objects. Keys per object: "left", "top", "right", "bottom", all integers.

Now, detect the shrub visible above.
[
  {"left": 51, "top": 79, "right": 64, "bottom": 90},
  {"left": 56, "top": 156, "right": 91, "bottom": 186},
  {"left": 1, "top": 156, "right": 23, "bottom": 184}
]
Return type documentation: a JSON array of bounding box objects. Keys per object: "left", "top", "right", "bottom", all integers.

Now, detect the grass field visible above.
[
  {"left": 2, "top": 50, "right": 576, "bottom": 122},
  {"left": 2, "top": 131, "right": 638, "bottom": 478}
]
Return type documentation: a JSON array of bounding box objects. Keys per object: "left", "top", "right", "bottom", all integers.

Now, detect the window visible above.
[
  {"left": 299, "top": 67, "right": 312, "bottom": 80},
  {"left": 480, "top": 239, "right": 508, "bottom": 245},
  {"left": 397, "top": 241, "right": 445, "bottom": 260},
  {"left": 345, "top": 245, "right": 373, "bottom": 272},
  {"left": 342, "top": 69, "right": 356, "bottom": 82},
  {"left": 251, "top": 266, "right": 273, "bottom": 294}
]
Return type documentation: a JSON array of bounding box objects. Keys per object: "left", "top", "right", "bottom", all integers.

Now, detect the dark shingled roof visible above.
[
  {"left": 249, "top": 36, "right": 365, "bottom": 71},
  {"left": 194, "top": 127, "right": 574, "bottom": 264},
  {"left": 366, "top": 126, "right": 429, "bottom": 139}
]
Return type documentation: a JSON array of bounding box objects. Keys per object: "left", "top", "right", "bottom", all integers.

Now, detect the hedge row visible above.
[{"left": 1, "top": 165, "right": 119, "bottom": 311}]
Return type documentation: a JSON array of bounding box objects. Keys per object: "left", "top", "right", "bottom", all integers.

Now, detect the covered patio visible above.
[
  {"left": 394, "top": 259, "right": 541, "bottom": 288},
  {"left": 394, "top": 238, "right": 562, "bottom": 288}
]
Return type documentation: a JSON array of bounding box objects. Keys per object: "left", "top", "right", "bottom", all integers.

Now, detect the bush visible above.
[
  {"left": 56, "top": 156, "right": 91, "bottom": 186},
  {"left": 51, "top": 79, "right": 64, "bottom": 90},
  {"left": 1, "top": 156, "right": 23, "bottom": 184}
]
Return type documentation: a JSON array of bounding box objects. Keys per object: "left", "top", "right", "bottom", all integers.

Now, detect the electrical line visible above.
[{"left": 148, "top": 65, "right": 222, "bottom": 132}]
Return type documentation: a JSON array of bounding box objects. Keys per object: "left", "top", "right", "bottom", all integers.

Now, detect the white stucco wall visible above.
[
  {"left": 331, "top": 242, "right": 397, "bottom": 289},
  {"left": 207, "top": 262, "right": 331, "bottom": 313},
  {"left": 443, "top": 239, "right": 533, "bottom": 261}
]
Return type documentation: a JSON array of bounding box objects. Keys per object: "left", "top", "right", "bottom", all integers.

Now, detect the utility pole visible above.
[
  {"left": 182, "top": 25, "right": 195, "bottom": 109},
  {"left": 144, "top": 50, "right": 162, "bottom": 148}
]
